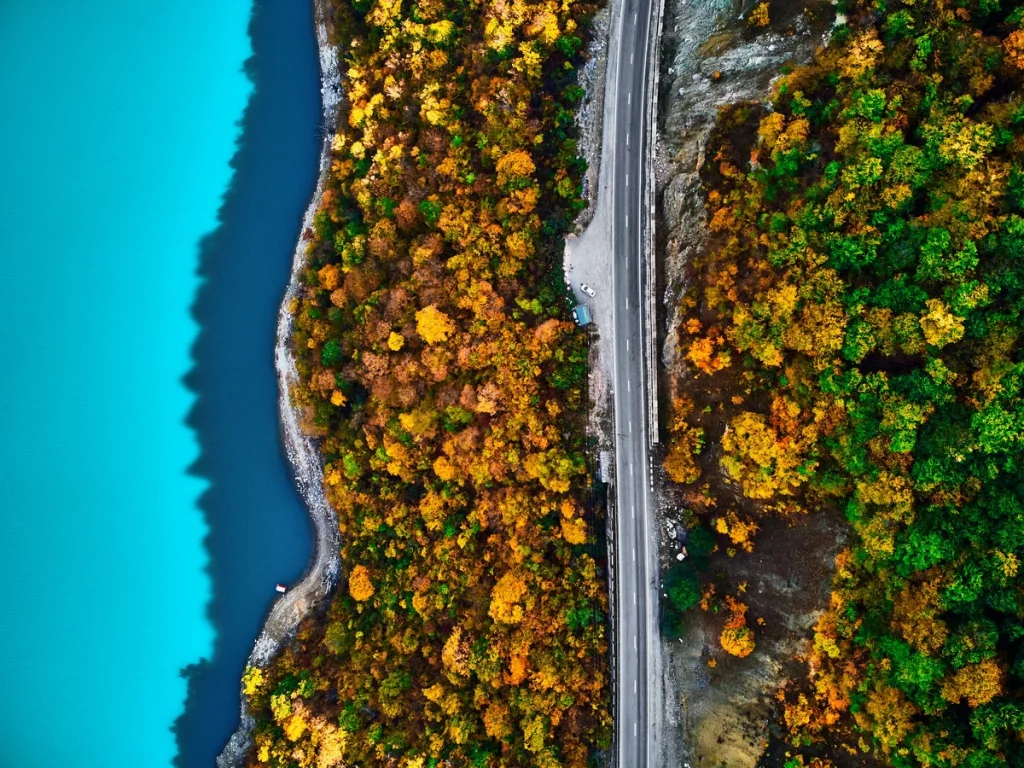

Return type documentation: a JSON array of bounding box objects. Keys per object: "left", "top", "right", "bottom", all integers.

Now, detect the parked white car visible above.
[{"left": 580, "top": 283, "right": 596, "bottom": 297}]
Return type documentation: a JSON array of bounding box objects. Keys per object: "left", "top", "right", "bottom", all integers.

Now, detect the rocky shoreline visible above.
[{"left": 216, "top": 1, "right": 342, "bottom": 765}]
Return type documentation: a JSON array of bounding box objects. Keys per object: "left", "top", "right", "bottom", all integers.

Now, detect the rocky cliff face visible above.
[{"left": 653, "top": 1, "right": 835, "bottom": 765}]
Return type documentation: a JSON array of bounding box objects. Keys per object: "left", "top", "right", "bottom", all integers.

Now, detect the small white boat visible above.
[{"left": 275, "top": 583, "right": 288, "bottom": 594}]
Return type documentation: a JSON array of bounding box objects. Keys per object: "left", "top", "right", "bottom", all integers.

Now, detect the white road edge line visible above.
[{"left": 639, "top": 0, "right": 656, "bottom": 752}]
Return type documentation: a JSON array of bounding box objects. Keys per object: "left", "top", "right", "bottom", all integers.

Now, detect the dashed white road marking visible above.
[
  {"left": 626, "top": 173, "right": 629, "bottom": 187},
  {"left": 627, "top": 378, "right": 631, "bottom": 392},
  {"left": 626, "top": 133, "right": 629, "bottom": 146},
  {"left": 626, "top": 338, "right": 629, "bottom": 351},
  {"left": 628, "top": 91, "right": 631, "bottom": 105}
]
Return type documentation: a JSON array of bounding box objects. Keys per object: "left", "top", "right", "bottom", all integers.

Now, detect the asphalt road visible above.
[{"left": 607, "top": 0, "right": 658, "bottom": 764}]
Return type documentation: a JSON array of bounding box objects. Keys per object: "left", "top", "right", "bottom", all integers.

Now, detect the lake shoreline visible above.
[{"left": 216, "top": 1, "right": 341, "bottom": 764}]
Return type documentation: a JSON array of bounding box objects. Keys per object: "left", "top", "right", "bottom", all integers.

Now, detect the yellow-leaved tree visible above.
[
  {"left": 348, "top": 564, "right": 375, "bottom": 602},
  {"left": 416, "top": 305, "right": 455, "bottom": 344},
  {"left": 720, "top": 596, "right": 756, "bottom": 658},
  {"left": 488, "top": 571, "right": 528, "bottom": 624}
]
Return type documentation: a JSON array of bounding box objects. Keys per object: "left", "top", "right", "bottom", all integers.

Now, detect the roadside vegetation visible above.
[
  {"left": 664, "top": 0, "right": 1024, "bottom": 763},
  {"left": 241, "top": 0, "right": 611, "bottom": 765}
]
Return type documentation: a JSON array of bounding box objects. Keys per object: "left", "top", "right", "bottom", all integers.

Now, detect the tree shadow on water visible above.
[{"left": 172, "top": 0, "right": 323, "bottom": 765}]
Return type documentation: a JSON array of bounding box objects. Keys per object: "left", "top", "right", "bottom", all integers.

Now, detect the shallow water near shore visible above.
[{"left": 0, "top": 1, "right": 319, "bottom": 765}]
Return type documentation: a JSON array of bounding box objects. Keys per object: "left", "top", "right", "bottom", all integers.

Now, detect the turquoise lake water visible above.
[{"left": 0, "top": 2, "right": 254, "bottom": 765}]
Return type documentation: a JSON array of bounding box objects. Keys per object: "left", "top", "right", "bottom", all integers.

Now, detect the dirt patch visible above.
[{"left": 659, "top": 505, "right": 848, "bottom": 767}]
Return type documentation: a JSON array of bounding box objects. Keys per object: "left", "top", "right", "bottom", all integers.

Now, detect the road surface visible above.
[{"left": 607, "top": 0, "right": 659, "bottom": 765}]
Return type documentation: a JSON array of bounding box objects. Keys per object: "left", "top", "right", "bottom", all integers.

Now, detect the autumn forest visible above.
[
  {"left": 664, "top": 0, "right": 1024, "bottom": 764},
  {"left": 238, "top": 0, "right": 1024, "bottom": 763},
  {"left": 243, "top": 0, "right": 609, "bottom": 765}
]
